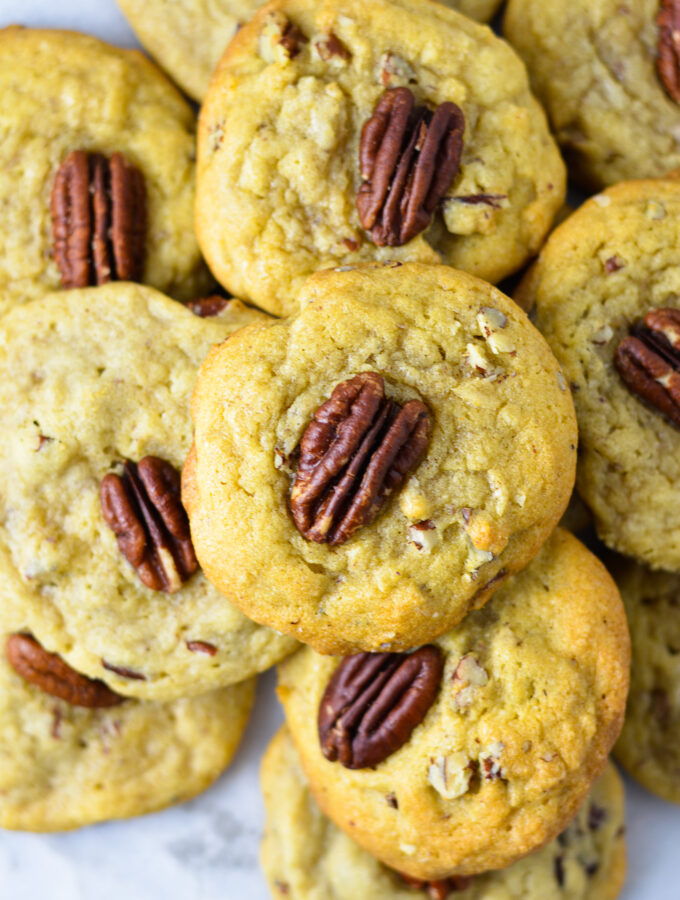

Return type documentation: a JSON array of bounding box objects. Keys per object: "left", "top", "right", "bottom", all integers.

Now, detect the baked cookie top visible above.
[
  {"left": 613, "top": 558, "right": 680, "bottom": 805},
  {"left": 0, "top": 26, "right": 212, "bottom": 315},
  {"left": 117, "top": 0, "right": 504, "bottom": 102},
  {"left": 261, "top": 728, "right": 627, "bottom": 900},
  {"left": 525, "top": 177, "right": 680, "bottom": 571},
  {"left": 277, "top": 529, "right": 630, "bottom": 879},
  {"left": 196, "top": 0, "right": 565, "bottom": 316},
  {"left": 185, "top": 263, "right": 577, "bottom": 654},
  {"left": 0, "top": 283, "right": 296, "bottom": 701},
  {"left": 0, "top": 607, "right": 254, "bottom": 832},
  {"left": 504, "top": 0, "right": 680, "bottom": 190}
]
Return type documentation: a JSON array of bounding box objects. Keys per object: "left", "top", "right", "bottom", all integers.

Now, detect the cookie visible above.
[
  {"left": 196, "top": 0, "right": 565, "bottom": 316},
  {"left": 117, "top": 0, "right": 504, "bottom": 103},
  {"left": 0, "top": 610, "right": 254, "bottom": 832},
  {"left": 504, "top": 0, "right": 680, "bottom": 189},
  {"left": 0, "top": 26, "right": 212, "bottom": 316},
  {"left": 261, "top": 728, "right": 627, "bottom": 900},
  {"left": 613, "top": 558, "right": 680, "bottom": 804},
  {"left": 277, "top": 528, "right": 630, "bottom": 879},
  {"left": 185, "top": 262, "right": 577, "bottom": 654},
  {"left": 0, "top": 283, "right": 297, "bottom": 701},
  {"left": 524, "top": 177, "right": 680, "bottom": 571}
]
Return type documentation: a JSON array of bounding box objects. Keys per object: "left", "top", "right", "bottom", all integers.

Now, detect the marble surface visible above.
[{"left": 0, "top": 1, "right": 678, "bottom": 897}]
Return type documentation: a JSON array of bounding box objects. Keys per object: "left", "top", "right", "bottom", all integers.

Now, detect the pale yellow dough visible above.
[{"left": 261, "top": 729, "right": 627, "bottom": 900}]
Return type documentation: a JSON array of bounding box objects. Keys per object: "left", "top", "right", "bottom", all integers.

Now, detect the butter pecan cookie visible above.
[
  {"left": 504, "top": 0, "right": 680, "bottom": 189},
  {"left": 0, "top": 26, "right": 212, "bottom": 316},
  {"left": 613, "top": 558, "right": 680, "bottom": 804},
  {"left": 277, "top": 528, "right": 630, "bottom": 879},
  {"left": 0, "top": 283, "right": 296, "bottom": 701},
  {"left": 262, "top": 728, "right": 627, "bottom": 900},
  {"left": 525, "top": 177, "right": 680, "bottom": 571},
  {"left": 185, "top": 263, "right": 577, "bottom": 654},
  {"left": 0, "top": 609, "right": 254, "bottom": 831},
  {"left": 117, "top": 0, "right": 503, "bottom": 102},
  {"left": 196, "top": 0, "right": 565, "bottom": 316}
]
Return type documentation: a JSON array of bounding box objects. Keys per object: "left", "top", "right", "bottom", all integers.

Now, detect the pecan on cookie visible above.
[
  {"left": 6, "top": 633, "right": 123, "bottom": 708},
  {"left": 357, "top": 88, "right": 465, "bottom": 246},
  {"left": 101, "top": 456, "right": 198, "bottom": 592},
  {"left": 51, "top": 150, "right": 146, "bottom": 288},
  {"left": 289, "top": 372, "right": 431, "bottom": 545},
  {"left": 615, "top": 307, "right": 680, "bottom": 427},
  {"left": 318, "top": 645, "right": 443, "bottom": 768}
]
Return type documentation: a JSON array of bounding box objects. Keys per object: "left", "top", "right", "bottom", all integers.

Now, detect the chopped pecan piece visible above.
[
  {"left": 400, "top": 873, "right": 473, "bottom": 898},
  {"left": 615, "top": 307, "right": 680, "bottom": 427},
  {"left": 315, "top": 32, "right": 351, "bottom": 61},
  {"left": 186, "top": 295, "right": 230, "bottom": 317},
  {"left": 657, "top": 0, "right": 680, "bottom": 103},
  {"left": 289, "top": 372, "right": 430, "bottom": 545},
  {"left": 318, "top": 645, "right": 443, "bottom": 768},
  {"left": 100, "top": 456, "right": 198, "bottom": 593},
  {"left": 279, "top": 20, "right": 307, "bottom": 58},
  {"left": 357, "top": 87, "right": 464, "bottom": 246},
  {"left": 51, "top": 150, "right": 146, "bottom": 288},
  {"left": 7, "top": 634, "right": 123, "bottom": 708}
]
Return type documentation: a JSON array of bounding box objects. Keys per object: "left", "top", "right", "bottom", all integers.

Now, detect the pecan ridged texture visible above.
[
  {"left": 51, "top": 150, "right": 146, "bottom": 288},
  {"left": 400, "top": 874, "right": 473, "bottom": 899},
  {"left": 100, "top": 456, "right": 198, "bottom": 593},
  {"left": 615, "top": 307, "right": 680, "bottom": 427},
  {"left": 7, "top": 634, "right": 123, "bottom": 708},
  {"left": 289, "top": 372, "right": 431, "bottom": 545},
  {"left": 657, "top": 0, "right": 680, "bottom": 103},
  {"left": 318, "top": 645, "right": 443, "bottom": 769},
  {"left": 357, "top": 87, "right": 464, "bottom": 246}
]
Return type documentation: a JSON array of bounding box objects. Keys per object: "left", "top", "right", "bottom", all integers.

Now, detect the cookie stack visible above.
[{"left": 7, "top": 0, "right": 680, "bottom": 895}]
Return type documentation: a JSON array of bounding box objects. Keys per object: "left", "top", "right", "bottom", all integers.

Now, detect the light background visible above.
[{"left": 0, "top": 1, "right": 677, "bottom": 897}]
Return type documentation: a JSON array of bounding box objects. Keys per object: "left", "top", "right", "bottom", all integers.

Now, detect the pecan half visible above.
[
  {"left": 357, "top": 87, "right": 464, "bottom": 246},
  {"left": 289, "top": 372, "right": 430, "bottom": 545},
  {"left": 318, "top": 645, "right": 443, "bottom": 769},
  {"left": 657, "top": 0, "right": 680, "bottom": 103},
  {"left": 400, "top": 874, "right": 473, "bottom": 898},
  {"left": 51, "top": 150, "right": 146, "bottom": 288},
  {"left": 615, "top": 307, "right": 680, "bottom": 427},
  {"left": 7, "top": 634, "right": 123, "bottom": 708},
  {"left": 186, "top": 295, "right": 230, "bottom": 317},
  {"left": 100, "top": 456, "right": 198, "bottom": 592}
]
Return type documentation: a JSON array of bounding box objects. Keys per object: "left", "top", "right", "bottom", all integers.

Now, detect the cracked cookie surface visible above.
[
  {"left": 504, "top": 0, "right": 680, "bottom": 189},
  {"left": 262, "top": 728, "right": 627, "bottom": 900},
  {"left": 0, "top": 283, "right": 296, "bottom": 701},
  {"left": 196, "top": 0, "right": 565, "bottom": 316},
  {"left": 613, "top": 558, "right": 680, "bottom": 804},
  {"left": 0, "top": 26, "right": 212, "bottom": 316},
  {"left": 0, "top": 606, "right": 254, "bottom": 832},
  {"left": 118, "top": 0, "right": 503, "bottom": 103},
  {"left": 524, "top": 177, "right": 680, "bottom": 571},
  {"left": 185, "top": 262, "right": 578, "bottom": 655},
  {"left": 276, "top": 529, "right": 630, "bottom": 879}
]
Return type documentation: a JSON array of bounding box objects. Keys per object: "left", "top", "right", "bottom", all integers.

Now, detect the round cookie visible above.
[
  {"left": 117, "top": 0, "right": 504, "bottom": 103},
  {"left": 0, "top": 283, "right": 297, "bottom": 701},
  {"left": 0, "top": 26, "right": 212, "bottom": 316},
  {"left": 524, "top": 177, "right": 680, "bottom": 571},
  {"left": 185, "top": 262, "right": 577, "bottom": 654},
  {"left": 0, "top": 610, "right": 254, "bottom": 832},
  {"left": 277, "top": 528, "right": 630, "bottom": 879},
  {"left": 196, "top": 0, "right": 565, "bottom": 316},
  {"left": 262, "top": 728, "right": 627, "bottom": 900},
  {"left": 504, "top": 0, "right": 680, "bottom": 190},
  {"left": 613, "top": 559, "right": 680, "bottom": 804}
]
